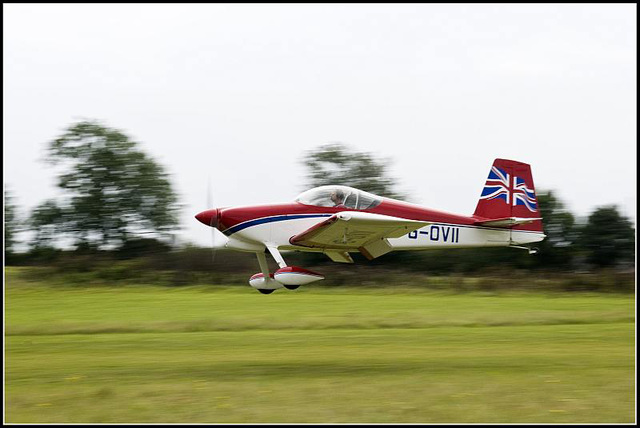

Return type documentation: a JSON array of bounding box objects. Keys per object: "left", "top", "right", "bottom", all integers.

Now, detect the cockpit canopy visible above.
[{"left": 295, "top": 185, "right": 383, "bottom": 210}]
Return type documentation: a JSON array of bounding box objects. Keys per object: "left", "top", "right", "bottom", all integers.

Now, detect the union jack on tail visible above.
[{"left": 474, "top": 159, "right": 543, "bottom": 232}]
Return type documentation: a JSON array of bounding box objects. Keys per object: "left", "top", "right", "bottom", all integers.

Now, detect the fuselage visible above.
[{"left": 202, "top": 197, "right": 545, "bottom": 254}]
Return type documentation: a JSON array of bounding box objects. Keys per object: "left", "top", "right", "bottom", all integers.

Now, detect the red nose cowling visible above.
[{"left": 195, "top": 209, "right": 219, "bottom": 228}]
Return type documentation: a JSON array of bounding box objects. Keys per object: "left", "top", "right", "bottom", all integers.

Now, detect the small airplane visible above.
[{"left": 196, "top": 158, "right": 545, "bottom": 294}]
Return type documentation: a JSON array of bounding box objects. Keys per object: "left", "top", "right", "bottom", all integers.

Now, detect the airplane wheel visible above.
[
  {"left": 284, "top": 284, "right": 300, "bottom": 290},
  {"left": 257, "top": 289, "right": 274, "bottom": 294}
]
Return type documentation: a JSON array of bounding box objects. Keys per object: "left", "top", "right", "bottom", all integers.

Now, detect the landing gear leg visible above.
[
  {"left": 256, "top": 251, "right": 270, "bottom": 276},
  {"left": 266, "top": 246, "right": 287, "bottom": 268},
  {"left": 266, "top": 246, "right": 300, "bottom": 290},
  {"left": 253, "top": 251, "right": 277, "bottom": 294}
]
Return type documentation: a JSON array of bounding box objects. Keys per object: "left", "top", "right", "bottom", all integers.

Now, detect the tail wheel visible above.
[
  {"left": 283, "top": 284, "right": 300, "bottom": 290},
  {"left": 257, "top": 289, "right": 275, "bottom": 295}
]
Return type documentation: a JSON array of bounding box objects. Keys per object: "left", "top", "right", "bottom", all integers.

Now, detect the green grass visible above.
[{"left": 4, "top": 268, "right": 636, "bottom": 423}]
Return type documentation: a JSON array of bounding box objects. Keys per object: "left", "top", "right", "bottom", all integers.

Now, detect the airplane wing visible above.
[
  {"left": 290, "top": 212, "right": 430, "bottom": 260},
  {"left": 473, "top": 216, "right": 542, "bottom": 228},
  {"left": 324, "top": 250, "right": 355, "bottom": 264}
]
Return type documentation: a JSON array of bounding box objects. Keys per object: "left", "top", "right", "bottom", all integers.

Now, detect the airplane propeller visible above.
[
  {"left": 203, "top": 179, "right": 229, "bottom": 263},
  {"left": 207, "top": 179, "right": 218, "bottom": 263}
]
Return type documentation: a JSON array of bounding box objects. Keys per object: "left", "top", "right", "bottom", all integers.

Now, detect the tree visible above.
[
  {"left": 302, "top": 143, "right": 406, "bottom": 200},
  {"left": 31, "top": 120, "right": 180, "bottom": 250},
  {"left": 533, "top": 190, "right": 579, "bottom": 269},
  {"left": 578, "top": 206, "right": 635, "bottom": 268},
  {"left": 29, "top": 200, "right": 65, "bottom": 250},
  {"left": 4, "top": 187, "right": 20, "bottom": 256}
]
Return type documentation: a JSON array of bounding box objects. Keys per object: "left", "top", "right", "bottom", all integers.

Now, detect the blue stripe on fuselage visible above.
[
  {"left": 221, "top": 214, "right": 543, "bottom": 237},
  {"left": 222, "top": 214, "right": 332, "bottom": 236}
]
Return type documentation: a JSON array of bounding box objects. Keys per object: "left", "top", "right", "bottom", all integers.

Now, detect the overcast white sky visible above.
[{"left": 4, "top": 4, "right": 637, "bottom": 247}]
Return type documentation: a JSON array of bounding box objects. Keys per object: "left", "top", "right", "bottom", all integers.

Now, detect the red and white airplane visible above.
[{"left": 196, "top": 158, "right": 545, "bottom": 294}]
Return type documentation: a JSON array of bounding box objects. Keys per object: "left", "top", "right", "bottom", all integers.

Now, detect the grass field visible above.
[{"left": 4, "top": 268, "right": 636, "bottom": 423}]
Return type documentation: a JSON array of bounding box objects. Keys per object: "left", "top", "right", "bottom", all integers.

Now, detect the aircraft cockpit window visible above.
[
  {"left": 295, "top": 186, "right": 382, "bottom": 210},
  {"left": 300, "top": 189, "right": 335, "bottom": 207},
  {"left": 344, "top": 193, "right": 357, "bottom": 209},
  {"left": 357, "top": 193, "right": 381, "bottom": 210}
]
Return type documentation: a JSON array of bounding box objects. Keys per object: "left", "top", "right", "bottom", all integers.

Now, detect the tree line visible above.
[{"left": 4, "top": 122, "right": 636, "bottom": 273}]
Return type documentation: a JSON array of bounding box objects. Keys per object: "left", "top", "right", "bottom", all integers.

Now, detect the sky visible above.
[{"left": 4, "top": 4, "right": 637, "bottom": 247}]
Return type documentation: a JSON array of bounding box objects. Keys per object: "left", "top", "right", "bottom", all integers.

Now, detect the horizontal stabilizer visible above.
[{"left": 474, "top": 216, "right": 543, "bottom": 228}]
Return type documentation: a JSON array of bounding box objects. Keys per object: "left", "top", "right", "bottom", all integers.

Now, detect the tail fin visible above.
[{"left": 473, "top": 158, "right": 543, "bottom": 232}]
